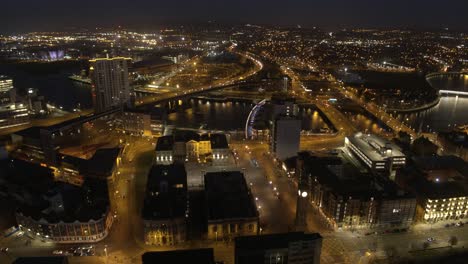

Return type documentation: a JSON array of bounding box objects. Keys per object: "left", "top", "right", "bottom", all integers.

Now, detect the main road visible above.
[{"left": 135, "top": 48, "right": 263, "bottom": 107}]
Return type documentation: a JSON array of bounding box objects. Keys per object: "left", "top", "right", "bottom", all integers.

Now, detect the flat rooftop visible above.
[
  {"left": 347, "top": 133, "right": 405, "bottom": 162},
  {"left": 235, "top": 232, "right": 321, "bottom": 251},
  {"left": 142, "top": 249, "right": 215, "bottom": 264},
  {"left": 204, "top": 171, "right": 257, "bottom": 221},
  {"left": 142, "top": 164, "right": 187, "bottom": 220},
  {"left": 62, "top": 147, "right": 121, "bottom": 178}
]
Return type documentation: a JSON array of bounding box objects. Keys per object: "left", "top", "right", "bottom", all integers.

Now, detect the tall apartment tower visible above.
[{"left": 89, "top": 57, "right": 132, "bottom": 113}]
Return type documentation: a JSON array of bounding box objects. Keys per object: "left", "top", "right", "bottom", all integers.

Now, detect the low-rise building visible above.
[
  {"left": 154, "top": 131, "right": 230, "bottom": 164},
  {"left": 142, "top": 164, "right": 188, "bottom": 246},
  {"left": 345, "top": 133, "right": 406, "bottom": 180},
  {"left": 235, "top": 232, "right": 322, "bottom": 264},
  {"left": 60, "top": 147, "right": 122, "bottom": 183},
  {"left": 398, "top": 156, "right": 468, "bottom": 223},
  {"left": 15, "top": 177, "right": 112, "bottom": 243},
  {"left": 204, "top": 171, "right": 259, "bottom": 240},
  {"left": 299, "top": 152, "right": 415, "bottom": 229}
]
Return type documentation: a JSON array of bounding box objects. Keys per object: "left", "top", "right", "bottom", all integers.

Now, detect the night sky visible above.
[{"left": 1, "top": 0, "right": 468, "bottom": 33}]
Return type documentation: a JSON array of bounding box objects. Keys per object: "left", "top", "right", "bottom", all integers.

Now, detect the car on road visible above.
[
  {"left": 427, "top": 237, "right": 436, "bottom": 242},
  {"left": 1, "top": 247, "right": 8, "bottom": 252},
  {"left": 53, "top": 250, "right": 63, "bottom": 255}
]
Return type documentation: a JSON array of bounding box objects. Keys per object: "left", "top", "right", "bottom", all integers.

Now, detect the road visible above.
[{"left": 135, "top": 48, "right": 263, "bottom": 106}]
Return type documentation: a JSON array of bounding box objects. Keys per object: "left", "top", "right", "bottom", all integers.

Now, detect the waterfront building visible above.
[
  {"left": 89, "top": 57, "right": 132, "bottom": 112},
  {"left": 235, "top": 232, "right": 322, "bottom": 264},
  {"left": 204, "top": 171, "right": 259, "bottom": 240}
]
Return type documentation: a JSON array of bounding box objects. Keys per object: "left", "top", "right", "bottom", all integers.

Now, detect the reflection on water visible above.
[
  {"left": 167, "top": 99, "right": 330, "bottom": 131},
  {"left": 344, "top": 112, "right": 387, "bottom": 135},
  {"left": 397, "top": 96, "right": 468, "bottom": 132},
  {"left": 397, "top": 74, "right": 468, "bottom": 132},
  {"left": 426, "top": 74, "right": 468, "bottom": 93}
]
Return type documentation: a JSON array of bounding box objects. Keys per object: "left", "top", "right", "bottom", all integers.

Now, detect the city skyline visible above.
[{"left": 1, "top": 0, "right": 468, "bottom": 33}]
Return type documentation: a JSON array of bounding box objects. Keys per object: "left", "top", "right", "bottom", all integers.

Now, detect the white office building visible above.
[{"left": 345, "top": 133, "right": 406, "bottom": 179}]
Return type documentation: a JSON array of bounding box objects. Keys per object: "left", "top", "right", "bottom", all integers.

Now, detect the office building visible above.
[
  {"left": 142, "top": 164, "right": 188, "bottom": 246},
  {"left": 297, "top": 152, "right": 415, "bottom": 229},
  {"left": 204, "top": 171, "right": 259, "bottom": 241},
  {"left": 345, "top": 133, "right": 406, "bottom": 179},
  {"left": 0, "top": 103, "right": 29, "bottom": 129},
  {"left": 271, "top": 116, "right": 301, "bottom": 160},
  {"left": 398, "top": 156, "right": 468, "bottom": 223},
  {"left": 142, "top": 249, "right": 216, "bottom": 264},
  {"left": 0, "top": 75, "right": 15, "bottom": 104},
  {"left": 235, "top": 232, "right": 322, "bottom": 264},
  {"left": 89, "top": 57, "right": 132, "bottom": 112}
]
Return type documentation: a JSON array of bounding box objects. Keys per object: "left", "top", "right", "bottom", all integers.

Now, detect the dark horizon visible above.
[{"left": 1, "top": 0, "right": 468, "bottom": 33}]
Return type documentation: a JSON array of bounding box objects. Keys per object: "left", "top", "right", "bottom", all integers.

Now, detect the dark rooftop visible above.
[
  {"left": 17, "top": 177, "right": 110, "bottom": 223},
  {"left": 174, "top": 130, "right": 201, "bottom": 142},
  {"left": 142, "top": 249, "right": 215, "bottom": 264},
  {"left": 204, "top": 171, "right": 257, "bottom": 221},
  {"left": 142, "top": 164, "right": 187, "bottom": 220},
  {"left": 235, "top": 232, "right": 322, "bottom": 251},
  {"left": 210, "top": 134, "right": 228, "bottom": 149},
  {"left": 13, "top": 257, "right": 68, "bottom": 264},
  {"left": 62, "top": 147, "right": 121, "bottom": 178},
  {"left": 155, "top": 136, "right": 174, "bottom": 151}
]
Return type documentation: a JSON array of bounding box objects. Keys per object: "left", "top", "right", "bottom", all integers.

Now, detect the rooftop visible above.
[
  {"left": 62, "top": 147, "right": 121, "bottom": 178},
  {"left": 17, "top": 177, "right": 110, "bottom": 223},
  {"left": 347, "top": 133, "right": 405, "bottom": 162},
  {"left": 142, "top": 249, "right": 215, "bottom": 264},
  {"left": 235, "top": 232, "right": 322, "bottom": 251},
  {"left": 155, "top": 136, "right": 174, "bottom": 151},
  {"left": 142, "top": 164, "right": 187, "bottom": 220},
  {"left": 13, "top": 257, "right": 67, "bottom": 264},
  {"left": 204, "top": 171, "right": 257, "bottom": 221},
  {"left": 210, "top": 134, "right": 228, "bottom": 149}
]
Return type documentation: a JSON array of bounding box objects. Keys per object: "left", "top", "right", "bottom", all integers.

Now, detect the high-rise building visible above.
[
  {"left": 235, "top": 232, "right": 322, "bottom": 264},
  {"left": 0, "top": 75, "right": 15, "bottom": 104},
  {"left": 89, "top": 57, "right": 132, "bottom": 112},
  {"left": 271, "top": 116, "right": 301, "bottom": 160}
]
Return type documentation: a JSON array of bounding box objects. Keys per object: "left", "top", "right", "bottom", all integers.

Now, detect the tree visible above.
[{"left": 411, "top": 137, "right": 438, "bottom": 156}]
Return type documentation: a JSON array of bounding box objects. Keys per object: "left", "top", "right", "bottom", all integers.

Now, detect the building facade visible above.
[
  {"left": 345, "top": 133, "right": 406, "bottom": 180},
  {"left": 270, "top": 116, "right": 301, "bottom": 161},
  {"left": 142, "top": 164, "right": 188, "bottom": 246},
  {"left": 16, "top": 210, "right": 113, "bottom": 243},
  {"left": 204, "top": 171, "right": 259, "bottom": 241},
  {"left": 89, "top": 57, "right": 132, "bottom": 112},
  {"left": 235, "top": 232, "right": 322, "bottom": 264}
]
